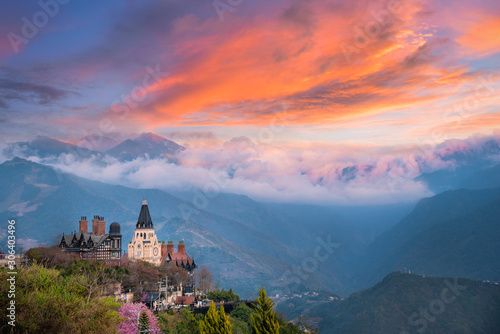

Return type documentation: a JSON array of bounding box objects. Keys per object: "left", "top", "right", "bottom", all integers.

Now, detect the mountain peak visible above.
[
  {"left": 105, "top": 133, "right": 185, "bottom": 161},
  {"left": 136, "top": 132, "right": 169, "bottom": 144}
]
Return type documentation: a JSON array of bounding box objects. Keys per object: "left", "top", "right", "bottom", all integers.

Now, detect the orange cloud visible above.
[
  {"left": 457, "top": 14, "right": 500, "bottom": 56},
  {"left": 97, "top": 0, "right": 495, "bottom": 148},
  {"left": 130, "top": 0, "right": 440, "bottom": 125}
]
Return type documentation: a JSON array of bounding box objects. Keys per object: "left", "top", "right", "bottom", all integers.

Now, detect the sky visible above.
[{"left": 0, "top": 0, "right": 499, "bottom": 204}]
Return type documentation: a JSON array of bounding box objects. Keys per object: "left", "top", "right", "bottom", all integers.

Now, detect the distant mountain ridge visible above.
[
  {"left": 304, "top": 271, "right": 500, "bottom": 334},
  {"left": 105, "top": 132, "right": 185, "bottom": 160},
  {"left": 5, "top": 136, "right": 101, "bottom": 159},
  {"left": 355, "top": 187, "right": 500, "bottom": 289},
  {"left": 0, "top": 157, "right": 332, "bottom": 297},
  {"left": 3, "top": 132, "right": 185, "bottom": 162}
]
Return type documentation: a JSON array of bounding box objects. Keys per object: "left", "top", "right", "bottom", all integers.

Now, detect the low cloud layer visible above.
[{"left": 5, "top": 134, "right": 499, "bottom": 206}]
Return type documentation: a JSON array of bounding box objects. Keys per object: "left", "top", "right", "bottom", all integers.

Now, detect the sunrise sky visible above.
[
  {"left": 0, "top": 0, "right": 499, "bottom": 204},
  {"left": 0, "top": 0, "right": 498, "bottom": 145}
]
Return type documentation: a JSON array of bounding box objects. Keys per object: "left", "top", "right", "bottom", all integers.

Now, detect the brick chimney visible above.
[
  {"left": 92, "top": 215, "right": 106, "bottom": 235},
  {"left": 178, "top": 241, "right": 185, "bottom": 255},
  {"left": 92, "top": 215, "right": 99, "bottom": 234},
  {"left": 79, "top": 216, "right": 88, "bottom": 233},
  {"left": 161, "top": 243, "right": 167, "bottom": 258},
  {"left": 97, "top": 216, "right": 106, "bottom": 235},
  {"left": 167, "top": 241, "right": 174, "bottom": 255}
]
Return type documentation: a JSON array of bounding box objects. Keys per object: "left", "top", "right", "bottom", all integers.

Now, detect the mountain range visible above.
[
  {"left": 4, "top": 132, "right": 185, "bottom": 162},
  {"left": 303, "top": 271, "right": 500, "bottom": 334},
  {"left": 1, "top": 133, "right": 500, "bottom": 331},
  {"left": 0, "top": 157, "right": 342, "bottom": 297}
]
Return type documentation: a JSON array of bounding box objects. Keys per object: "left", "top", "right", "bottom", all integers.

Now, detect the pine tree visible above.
[
  {"left": 251, "top": 286, "right": 280, "bottom": 334},
  {"left": 200, "top": 302, "right": 220, "bottom": 334},
  {"left": 138, "top": 311, "right": 150, "bottom": 333},
  {"left": 199, "top": 301, "right": 232, "bottom": 334},
  {"left": 218, "top": 304, "right": 232, "bottom": 333}
]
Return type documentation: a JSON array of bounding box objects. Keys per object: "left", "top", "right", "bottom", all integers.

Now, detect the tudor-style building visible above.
[
  {"left": 59, "top": 216, "right": 122, "bottom": 261},
  {"left": 128, "top": 200, "right": 196, "bottom": 273}
]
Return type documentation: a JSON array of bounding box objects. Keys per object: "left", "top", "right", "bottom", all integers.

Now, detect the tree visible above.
[
  {"left": 118, "top": 302, "right": 161, "bottom": 334},
  {"left": 231, "top": 303, "right": 253, "bottom": 323},
  {"left": 59, "top": 259, "right": 127, "bottom": 303},
  {"left": 199, "top": 302, "right": 232, "bottom": 334},
  {"left": 251, "top": 287, "right": 280, "bottom": 334},
  {"left": 157, "top": 308, "right": 201, "bottom": 334},
  {"left": 161, "top": 261, "right": 190, "bottom": 287},
  {"left": 26, "top": 245, "right": 77, "bottom": 267},
  {"left": 121, "top": 260, "right": 162, "bottom": 298},
  {"left": 207, "top": 288, "right": 240, "bottom": 302},
  {"left": 217, "top": 304, "right": 232, "bottom": 333},
  {"left": 138, "top": 311, "right": 150, "bottom": 333},
  {"left": 0, "top": 263, "right": 121, "bottom": 333},
  {"left": 196, "top": 266, "right": 214, "bottom": 294}
]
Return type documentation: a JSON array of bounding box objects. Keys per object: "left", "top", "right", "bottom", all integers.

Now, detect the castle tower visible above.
[{"left": 127, "top": 200, "right": 162, "bottom": 266}]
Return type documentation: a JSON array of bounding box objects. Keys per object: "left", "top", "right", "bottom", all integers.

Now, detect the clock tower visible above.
[{"left": 128, "top": 200, "right": 162, "bottom": 266}]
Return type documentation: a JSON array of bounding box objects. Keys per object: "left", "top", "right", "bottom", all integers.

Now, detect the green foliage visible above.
[
  {"left": 251, "top": 287, "right": 280, "bottom": 334},
  {"left": 231, "top": 303, "right": 253, "bottom": 323},
  {"left": 0, "top": 263, "right": 121, "bottom": 333},
  {"left": 308, "top": 272, "right": 500, "bottom": 334},
  {"left": 230, "top": 317, "right": 251, "bottom": 334},
  {"left": 199, "top": 302, "right": 232, "bottom": 334},
  {"left": 276, "top": 317, "right": 303, "bottom": 334},
  {"left": 206, "top": 288, "right": 240, "bottom": 302},
  {"left": 218, "top": 304, "right": 232, "bottom": 333},
  {"left": 138, "top": 311, "right": 150, "bottom": 332},
  {"left": 58, "top": 259, "right": 127, "bottom": 303},
  {"left": 157, "top": 308, "right": 201, "bottom": 334}
]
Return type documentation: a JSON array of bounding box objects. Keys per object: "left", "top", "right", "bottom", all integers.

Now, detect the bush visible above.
[
  {"left": 206, "top": 288, "right": 240, "bottom": 302},
  {"left": 0, "top": 263, "right": 121, "bottom": 333}
]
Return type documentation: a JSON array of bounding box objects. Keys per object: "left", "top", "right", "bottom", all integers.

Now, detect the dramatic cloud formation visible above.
[
  {"left": 0, "top": 0, "right": 498, "bottom": 204},
  {"left": 7, "top": 134, "right": 499, "bottom": 205},
  {"left": 0, "top": 0, "right": 498, "bottom": 145}
]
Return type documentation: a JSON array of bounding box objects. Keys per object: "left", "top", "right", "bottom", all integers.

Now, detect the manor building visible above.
[{"left": 59, "top": 216, "right": 122, "bottom": 261}]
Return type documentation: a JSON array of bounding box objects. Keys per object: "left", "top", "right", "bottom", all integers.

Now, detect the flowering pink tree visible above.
[{"left": 117, "top": 303, "right": 161, "bottom": 334}]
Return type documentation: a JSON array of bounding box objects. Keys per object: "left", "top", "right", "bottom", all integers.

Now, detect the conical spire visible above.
[{"left": 136, "top": 199, "right": 153, "bottom": 229}]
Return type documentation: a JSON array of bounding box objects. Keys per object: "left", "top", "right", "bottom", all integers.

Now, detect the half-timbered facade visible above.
[{"left": 59, "top": 216, "right": 122, "bottom": 261}]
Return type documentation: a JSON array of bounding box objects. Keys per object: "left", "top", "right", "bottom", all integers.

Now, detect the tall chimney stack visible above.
[
  {"left": 167, "top": 241, "right": 174, "bottom": 255},
  {"left": 97, "top": 216, "right": 106, "bottom": 235},
  {"left": 92, "top": 215, "right": 99, "bottom": 234},
  {"left": 178, "top": 241, "right": 185, "bottom": 255},
  {"left": 79, "top": 216, "right": 88, "bottom": 233}
]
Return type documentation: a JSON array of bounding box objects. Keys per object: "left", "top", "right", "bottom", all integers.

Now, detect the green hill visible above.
[
  {"left": 307, "top": 272, "right": 500, "bottom": 334},
  {"left": 356, "top": 187, "right": 500, "bottom": 289},
  {"left": 0, "top": 158, "right": 331, "bottom": 298}
]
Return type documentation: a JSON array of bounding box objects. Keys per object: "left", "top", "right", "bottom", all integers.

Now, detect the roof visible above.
[
  {"left": 62, "top": 234, "right": 73, "bottom": 246},
  {"left": 175, "top": 296, "right": 195, "bottom": 305},
  {"left": 60, "top": 232, "right": 109, "bottom": 249},
  {"left": 109, "top": 222, "right": 121, "bottom": 235},
  {"left": 136, "top": 199, "right": 153, "bottom": 229},
  {"left": 170, "top": 252, "right": 195, "bottom": 265},
  {"left": 145, "top": 293, "right": 161, "bottom": 301}
]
